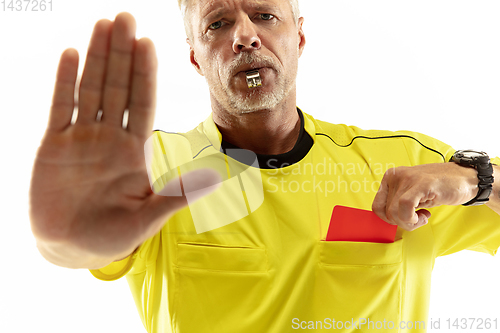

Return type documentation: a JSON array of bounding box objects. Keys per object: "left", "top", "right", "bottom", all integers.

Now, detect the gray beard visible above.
[
  {"left": 210, "top": 52, "right": 295, "bottom": 113},
  {"left": 225, "top": 76, "right": 289, "bottom": 113}
]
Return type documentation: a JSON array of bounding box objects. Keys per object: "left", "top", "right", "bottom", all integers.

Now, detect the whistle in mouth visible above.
[{"left": 246, "top": 70, "right": 262, "bottom": 89}]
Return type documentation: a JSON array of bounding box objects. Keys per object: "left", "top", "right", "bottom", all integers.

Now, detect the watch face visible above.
[
  {"left": 457, "top": 150, "right": 487, "bottom": 158},
  {"left": 454, "top": 150, "right": 490, "bottom": 165}
]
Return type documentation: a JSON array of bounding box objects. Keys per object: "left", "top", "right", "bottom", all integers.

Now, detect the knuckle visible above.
[
  {"left": 395, "top": 166, "right": 411, "bottom": 177},
  {"left": 402, "top": 224, "right": 415, "bottom": 232},
  {"left": 105, "top": 77, "right": 130, "bottom": 91},
  {"left": 405, "top": 223, "right": 420, "bottom": 232},
  {"left": 382, "top": 166, "right": 407, "bottom": 183},
  {"left": 398, "top": 224, "right": 411, "bottom": 231},
  {"left": 386, "top": 208, "right": 397, "bottom": 224},
  {"left": 80, "top": 81, "right": 102, "bottom": 95},
  {"left": 399, "top": 196, "right": 414, "bottom": 209},
  {"left": 382, "top": 168, "right": 394, "bottom": 180}
]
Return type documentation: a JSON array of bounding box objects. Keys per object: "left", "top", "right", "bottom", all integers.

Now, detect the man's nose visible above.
[{"left": 232, "top": 17, "right": 262, "bottom": 53}]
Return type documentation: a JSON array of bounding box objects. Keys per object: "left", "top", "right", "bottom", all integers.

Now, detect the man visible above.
[{"left": 29, "top": 0, "right": 500, "bottom": 332}]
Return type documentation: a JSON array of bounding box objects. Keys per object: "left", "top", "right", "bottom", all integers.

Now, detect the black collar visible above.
[{"left": 220, "top": 108, "right": 313, "bottom": 169}]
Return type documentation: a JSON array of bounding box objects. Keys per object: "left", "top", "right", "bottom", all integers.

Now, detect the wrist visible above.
[
  {"left": 447, "top": 162, "right": 478, "bottom": 203},
  {"left": 459, "top": 164, "right": 481, "bottom": 203},
  {"left": 450, "top": 150, "right": 494, "bottom": 206},
  {"left": 486, "top": 164, "right": 500, "bottom": 208}
]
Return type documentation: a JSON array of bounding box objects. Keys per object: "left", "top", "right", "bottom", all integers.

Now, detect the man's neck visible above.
[{"left": 211, "top": 96, "right": 301, "bottom": 156}]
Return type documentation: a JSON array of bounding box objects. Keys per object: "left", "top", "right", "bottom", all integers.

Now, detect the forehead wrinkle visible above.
[
  {"left": 198, "top": 0, "right": 279, "bottom": 18},
  {"left": 243, "top": 0, "right": 282, "bottom": 14},
  {"left": 198, "top": 0, "right": 230, "bottom": 20},
  {"left": 249, "top": 0, "right": 274, "bottom": 10}
]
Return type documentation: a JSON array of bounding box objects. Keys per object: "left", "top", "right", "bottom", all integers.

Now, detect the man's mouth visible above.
[{"left": 234, "top": 62, "right": 269, "bottom": 75}]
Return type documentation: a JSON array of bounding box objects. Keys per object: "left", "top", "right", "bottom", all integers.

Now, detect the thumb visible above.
[
  {"left": 159, "top": 167, "right": 223, "bottom": 200},
  {"left": 139, "top": 168, "right": 222, "bottom": 235}
]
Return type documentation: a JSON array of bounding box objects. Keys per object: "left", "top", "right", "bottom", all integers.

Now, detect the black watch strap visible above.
[
  {"left": 462, "top": 162, "right": 494, "bottom": 206},
  {"left": 451, "top": 151, "right": 494, "bottom": 206}
]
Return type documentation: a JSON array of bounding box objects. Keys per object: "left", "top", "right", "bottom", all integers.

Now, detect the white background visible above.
[{"left": 1, "top": 0, "right": 499, "bottom": 332}]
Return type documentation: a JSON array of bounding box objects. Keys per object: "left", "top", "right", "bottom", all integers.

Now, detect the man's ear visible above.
[
  {"left": 297, "top": 17, "right": 306, "bottom": 57},
  {"left": 187, "top": 38, "right": 204, "bottom": 76}
]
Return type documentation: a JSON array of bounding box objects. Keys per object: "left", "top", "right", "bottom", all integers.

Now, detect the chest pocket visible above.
[
  {"left": 176, "top": 243, "right": 268, "bottom": 271},
  {"left": 312, "top": 239, "right": 403, "bottom": 326},
  {"left": 174, "top": 243, "right": 270, "bottom": 333}
]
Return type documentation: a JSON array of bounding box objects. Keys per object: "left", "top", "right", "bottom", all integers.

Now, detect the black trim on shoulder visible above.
[
  {"left": 151, "top": 130, "right": 214, "bottom": 160},
  {"left": 193, "top": 145, "right": 214, "bottom": 159},
  {"left": 315, "top": 133, "right": 446, "bottom": 162},
  {"left": 152, "top": 130, "right": 184, "bottom": 136},
  {"left": 220, "top": 108, "right": 313, "bottom": 169}
]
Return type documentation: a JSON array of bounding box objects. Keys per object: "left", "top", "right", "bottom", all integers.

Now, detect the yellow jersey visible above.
[{"left": 90, "top": 109, "right": 500, "bottom": 332}]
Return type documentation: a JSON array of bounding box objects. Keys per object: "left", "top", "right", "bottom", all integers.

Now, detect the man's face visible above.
[{"left": 187, "top": 0, "right": 305, "bottom": 114}]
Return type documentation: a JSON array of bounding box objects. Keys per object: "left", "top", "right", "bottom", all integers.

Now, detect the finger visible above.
[
  {"left": 127, "top": 37, "right": 158, "bottom": 136},
  {"left": 396, "top": 191, "right": 420, "bottom": 225},
  {"left": 77, "top": 19, "right": 113, "bottom": 124},
  {"left": 383, "top": 168, "right": 405, "bottom": 224},
  {"left": 372, "top": 176, "right": 391, "bottom": 224},
  {"left": 101, "top": 12, "right": 137, "bottom": 126},
  {"left": 395, "top": 187, "right": 435, "bottom": 229},
  {"left": 385, "top": 183, "right": 399, "bottom": 224},
  {"left": 48, "top": 48, "right": 79, "bottom": 132},
  {"left": 417, "top": 209, "right": 432, "bottom": 221},
  {"left": 139, "top": 169, "right": 222, "bottom": 238},
  {"left": 405, "top": 209, "right": 431, "bottom": 231}
]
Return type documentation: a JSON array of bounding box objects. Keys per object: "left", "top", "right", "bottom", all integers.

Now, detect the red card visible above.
[{"left": 326, "top": 205, "right": 397, "bottom": 243}]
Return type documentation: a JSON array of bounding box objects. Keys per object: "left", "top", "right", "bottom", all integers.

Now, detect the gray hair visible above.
[{"left": 178, "top": 0, "right": 300, "bottom": 39}]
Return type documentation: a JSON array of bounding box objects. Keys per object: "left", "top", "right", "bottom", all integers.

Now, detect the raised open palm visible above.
[{"left": 29, "top": 12, "right": 219, "bottom": 266}]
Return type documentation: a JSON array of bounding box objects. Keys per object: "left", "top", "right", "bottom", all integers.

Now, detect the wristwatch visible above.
[{"left": 450, "top": 150, "right": 495, "bottom": 206}]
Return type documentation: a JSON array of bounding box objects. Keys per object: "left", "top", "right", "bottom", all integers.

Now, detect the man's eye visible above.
[
  {"left": 259, "top": 14, "right": 275, "bottom": 21},
  {"left": 208, "top": 21, "right": 224, "bottom": 30}
]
